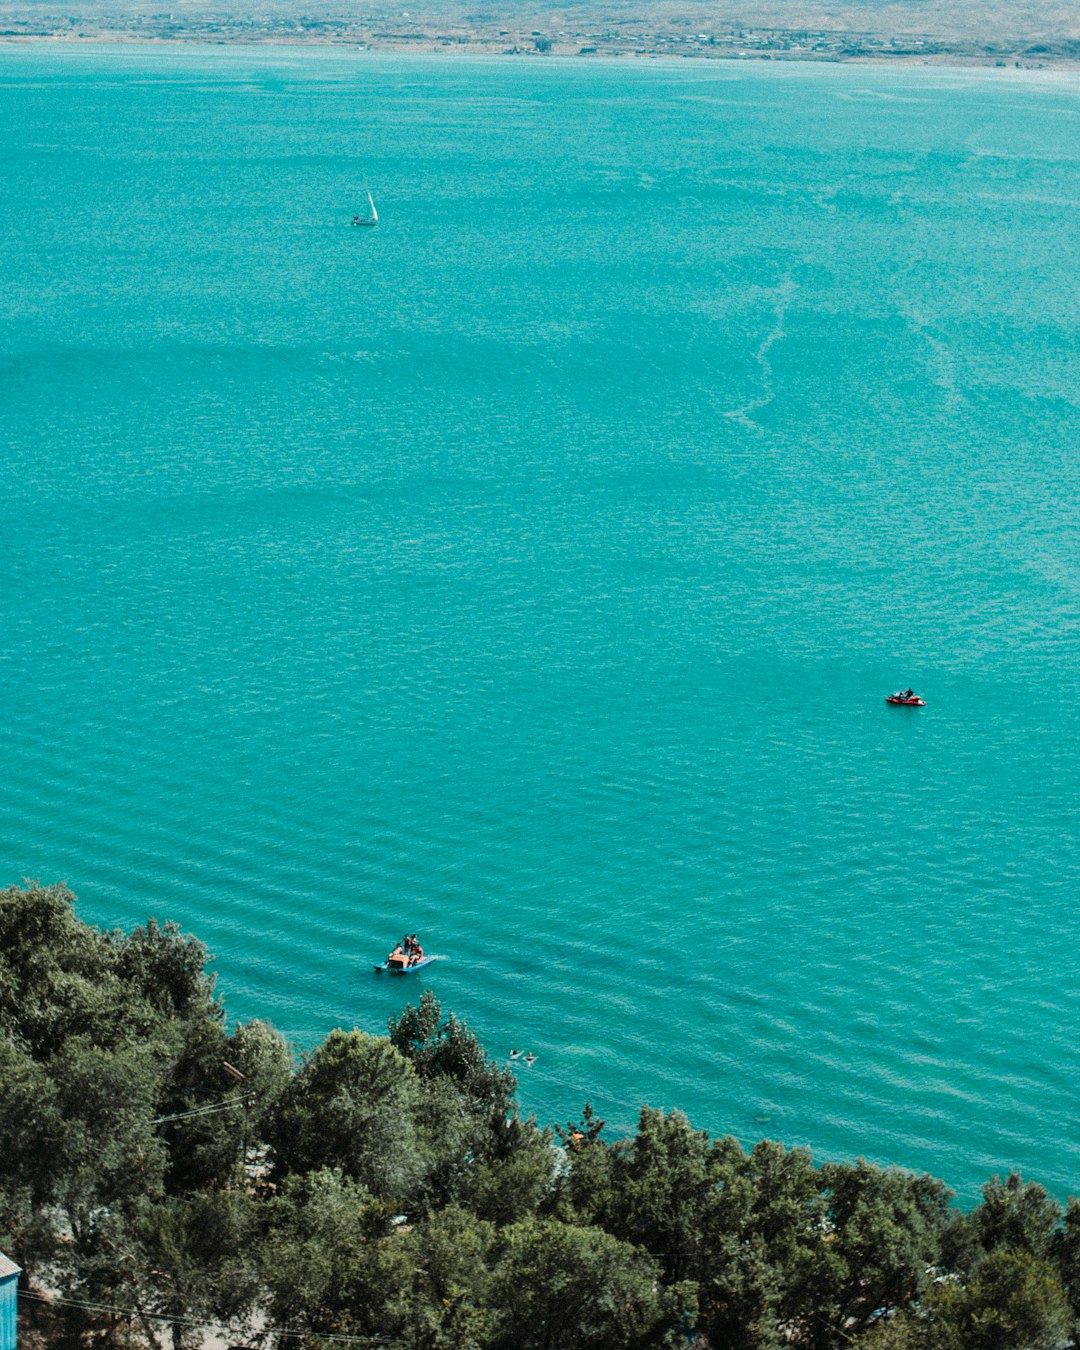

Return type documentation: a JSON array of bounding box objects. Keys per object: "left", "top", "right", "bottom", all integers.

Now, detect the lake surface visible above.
[{"left": 2, "top": 45, "right": 1079, "bottom": 1201}]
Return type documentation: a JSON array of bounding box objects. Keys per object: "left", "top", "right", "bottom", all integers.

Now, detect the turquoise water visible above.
[{"left": 2, "top": 46, "right": 1079, "bottom": 1201}]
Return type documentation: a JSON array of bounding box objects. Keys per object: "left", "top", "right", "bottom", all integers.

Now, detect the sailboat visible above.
[{"left": 352, "top": 190, "right": 378, "bottom": 228}]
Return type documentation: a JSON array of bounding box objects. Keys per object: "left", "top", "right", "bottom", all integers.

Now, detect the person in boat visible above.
[
  {"left": 904, "top": 688, "right": 915, "bottom": 699},
  {"left": 390, "top": 942, "right": 404, "bottom": 959}
]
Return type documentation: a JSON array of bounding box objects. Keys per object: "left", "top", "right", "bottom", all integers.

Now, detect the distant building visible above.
[{"left": 0, "top": 1254, "right": 19, "bottom": 1350}]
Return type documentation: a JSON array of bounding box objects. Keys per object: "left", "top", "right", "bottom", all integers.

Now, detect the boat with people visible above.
[
  {"left": 374, "top": 933, "right": 432, "bottom": 973},
  {"left": 886, "top": 689, "right": 925, "bottom": 706}
]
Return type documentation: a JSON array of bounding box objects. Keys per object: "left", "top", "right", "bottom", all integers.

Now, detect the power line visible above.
[
  {"left": 151, "top": 1093, "right": 255, "bottom": 1126},
  {"left": 18, "top": 1290, "right": 403, "bottom": 1345}
]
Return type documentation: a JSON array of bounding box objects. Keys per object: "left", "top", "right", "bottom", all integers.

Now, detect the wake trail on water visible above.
[
  {"left": 724, "top": 276, "right": 796, "bottom": 433},
  {"left": 895, "top": 296, "right": 963, "bottom": 407}
]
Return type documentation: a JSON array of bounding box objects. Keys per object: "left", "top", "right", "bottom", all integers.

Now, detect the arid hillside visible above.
[{"left": 2, "top": 0, "right": 1079, "bottom": 67}]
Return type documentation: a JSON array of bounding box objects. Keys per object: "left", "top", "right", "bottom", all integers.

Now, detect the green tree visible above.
[
  {"left": 267, "top": 1029, "right": 423, "bottom": 1201},
  {"left": 455, "top": 1112, "right": 555, "bottom": 1225},
  {"left": 550, "top": 1104, "right": 618, "bottom": 1229},
  {"left": 74, "top": 1191, "right": 261, "bottom": 1350},
  {"left": 701, "top": 1139, "right": 823, "bottom": 1350},
  {"left": 135, "top": 1190, "right": 261, "bottom": 1349},
  {"left": 799, "top": 1160, "right": 951, "bottom": 1348},
  {"left": 392, "top": 993, "right": 547, "bottom": 1219},
  {"left": 0, "top": 1039, "right": 60, "bottom": 1201},
  {"left": 110, "top": 916, "right": 220, "bottom": 1025},
  {"left": 391, "top": 992, "right": 517, "bottom": 1122},
  {"left": 0, "top": 882, "right": 126, "bottom": 1058},
  {"left": 0, "top": 884, "right": 224, "bottom": 1301},
  {"left": 388, "top": 988, "right": 443, "bottom": 1055},
  {"left": 156, "top": 1017, "right": 235, "bottom": 1194},
  {"left": 1056, "top": 1196, "right": 1080, "bottom": 1333},
  {"left": 489, "top": 1216, "right": 692, "bottom": 1350},
  {"left": 157, "top": 1016, "right": 292, "bottom": 1195},
  {"left": 399, "top": 1206, "right": 497, "bottom": 1350},
  {"left": 605, "top": 1106, "right": 717, "bottom": 1283},
  {"left": 49, "top": 1037, "right": 166, "bottom": 1240},
  {"left": 927, "top": 1247, "right": 1071, "bottom": 1350},
  {"left": 259, "top": 1168, "right": 410, "bottom": 1341},
  {"left": 861, "top": 1308, "right": 955, "bottom": 1350},
  {"left": 969, "top": 1172, "right": 1061, "bottom": 1260}
]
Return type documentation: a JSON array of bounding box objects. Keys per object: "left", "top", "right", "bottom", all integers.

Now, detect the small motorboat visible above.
[
  {"left": 374, "top": 940, "right": 433, "bottom": 974},
  {"left": 886, "top": 692, "right": 925, "bottom": 706}
]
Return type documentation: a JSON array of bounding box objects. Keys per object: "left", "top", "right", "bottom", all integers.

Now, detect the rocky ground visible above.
[{"left": 2, "top": 0, "right": 1079, "bottom": 67}]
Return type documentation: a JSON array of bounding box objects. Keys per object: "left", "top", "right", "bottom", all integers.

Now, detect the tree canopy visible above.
[{"left": 2, "top": 881, "right": 1078, "bottom": 1350}]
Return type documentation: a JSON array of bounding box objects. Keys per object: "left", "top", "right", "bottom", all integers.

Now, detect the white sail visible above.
[{"left": 351, "top": 189, "right": 378, "bottom": 227}]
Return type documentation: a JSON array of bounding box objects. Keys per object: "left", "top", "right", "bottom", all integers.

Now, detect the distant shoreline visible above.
[{"left": 1, "top": 30, "right": 1077, "bottom": 73}]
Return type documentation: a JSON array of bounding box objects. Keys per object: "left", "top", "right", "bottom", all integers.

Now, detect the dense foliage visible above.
[{"left": 2, "top": 882, "right": 1079, "bottom": 1349}]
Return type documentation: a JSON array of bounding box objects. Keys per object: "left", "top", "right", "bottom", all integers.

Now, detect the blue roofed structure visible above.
[{"left": 0, "top": 1253, "right": 19, "bottom": 1350}]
